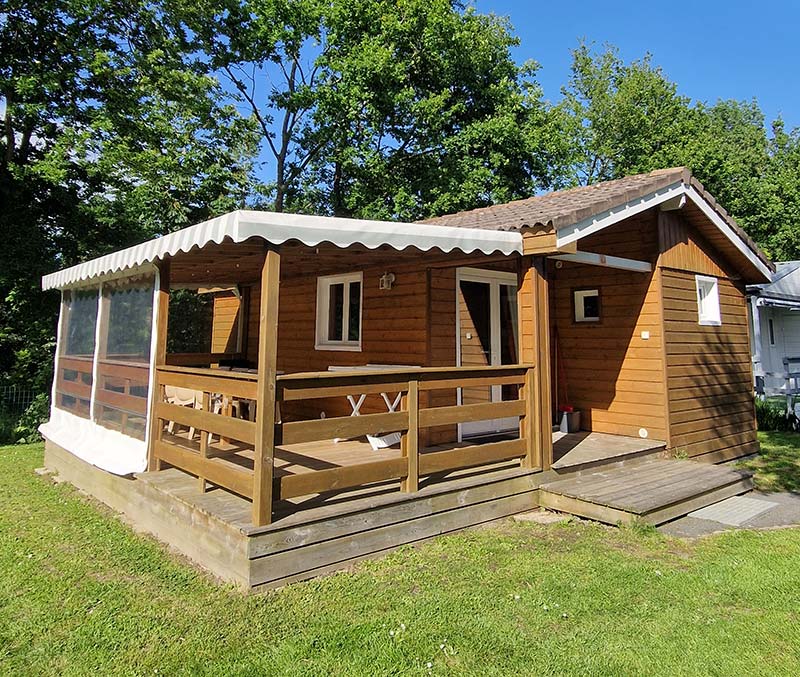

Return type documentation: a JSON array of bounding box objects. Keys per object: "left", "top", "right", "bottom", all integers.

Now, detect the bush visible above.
[
  {"left": 0, "top": 410, "right": 16, "bottom": 445},
  {"left": 13, "top": 393, "right": 50, "bottom": 444},
  {"left": 755, "top": 397, "right": 799, "bottom": 432}
]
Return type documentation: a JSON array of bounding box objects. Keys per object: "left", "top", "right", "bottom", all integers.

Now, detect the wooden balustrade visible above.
[
  {"left": 93, "top": 359, "right": 150, "bottom": 438},
  {"left": 151, "top": 365, "right": 258, "bottom": 497},
  {"left": 166, "top": 352, "right": 245, "bottom": 368},
  {"left": 149, "top": 363, "right": 537, "bottom": 527}
]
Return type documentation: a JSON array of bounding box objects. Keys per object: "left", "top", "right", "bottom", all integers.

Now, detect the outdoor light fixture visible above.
[{"left": 379, "top": 272, "right": 396, "bottom": 290}]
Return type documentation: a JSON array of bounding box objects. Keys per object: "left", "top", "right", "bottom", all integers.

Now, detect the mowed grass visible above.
[
  {"left": 740, "top": 431, "right": 800, "bottom": 492},
  {"left": 1, "top": 444, "right": 800, "bottom": 676}
]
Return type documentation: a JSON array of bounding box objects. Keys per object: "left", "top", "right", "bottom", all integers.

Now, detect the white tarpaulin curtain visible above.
[{"left": 40, "top": 275, "right": 156, "bottom": 475}]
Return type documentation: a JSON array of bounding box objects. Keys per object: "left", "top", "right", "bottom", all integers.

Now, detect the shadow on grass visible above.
[{"left": 739, "top": 431, "right": 800, "bottom": 493}]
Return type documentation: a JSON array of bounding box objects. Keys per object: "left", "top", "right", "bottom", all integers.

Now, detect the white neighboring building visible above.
[{"left": 748, "top": 261, "right": 800, "bottom": 395}]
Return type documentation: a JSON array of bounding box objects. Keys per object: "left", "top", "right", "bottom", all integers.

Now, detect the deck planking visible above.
[
  {"left": 552, "top": 431, "right": 666, "bottom": 472},
  {"left": 540, "top": 459, "right": 753, "bottom": 525}
]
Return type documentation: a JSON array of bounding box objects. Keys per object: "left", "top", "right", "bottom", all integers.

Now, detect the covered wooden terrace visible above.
[{"left": 147, "top": 235, "right": 555, "bottom": 527}]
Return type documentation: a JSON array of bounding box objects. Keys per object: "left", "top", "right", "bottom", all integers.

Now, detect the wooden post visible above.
[
  {"left": 400, "top": 380, "right": 419, "bottom": 492},
  {"left": 198, "top": 391, "right": 210, "bottom": 492},
  {"left": 252, "top": 247, "right": 280, "bottom": 527},
  {"left": 89, "top": 283, "right": 110, "bottom": 424},
  {"left": 533, "top": 258, "right": 553, "bottom": 470},
  {"left": 517, "top": 257, "right": 553, "bottom": 470},
  {"left": 147, "top": 259, "right": 170, "bottom": 472},
  {"left": 520, "top": 367, "right": 537, "bottom": 468}
]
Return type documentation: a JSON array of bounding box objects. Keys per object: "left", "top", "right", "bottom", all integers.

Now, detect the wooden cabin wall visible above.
[
  {"left": 246, "top": 267, "right": 431, "bottom": 422},
  {"left": 210, "top": 292, "right": 241, "bottom": 354},
  {"left": 549, "top": 211, "right": 668, "bottom": 441},
  {"left": 210, "top": 254, "right": 519, "bottom": 444},
  {"left": 658, "top": 211, "right": 758, "bottom": 461},
  {"left": 427, "top": 268, "right": 458, "bottom": 445}
]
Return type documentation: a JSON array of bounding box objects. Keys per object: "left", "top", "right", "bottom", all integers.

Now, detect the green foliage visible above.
[
  {"left": 167, "top": 289, "right": 214, "bottom": 354},
  {"left": 755, "top": 397, "right": 798, "bottom": 432},
  {"left": 555, "top": 41, "right": 800, "bottom": 262},
  {"left": 0, "top": 0, "right": 258, "bottom": 394},
  {"left": 13, "top": 393, "right": 50, "bottom": 444},
  {"left": 181, "top": 0, "right": 556, "bottom": 219},
  {"left": 4, "top": 5, "right": 800, "bottom": 408}
]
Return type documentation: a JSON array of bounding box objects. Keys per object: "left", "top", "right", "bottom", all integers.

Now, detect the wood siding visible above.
[
  {"left": 211, "top": 292, "right": 241, "bottom": 354},
  {"left": 427, "top": 268, "right": 458, "bottom": 445},
  {"left": 550, "top": 211, "right": 668, "bottom": 441},
  {"left": 659, "top": 212, "right": 758, "bottom": 461}
]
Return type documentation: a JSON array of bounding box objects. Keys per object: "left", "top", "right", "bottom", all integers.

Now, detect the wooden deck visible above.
[
  {"left": 540, "top": 459, "right": 754, "bottom": 525},
  {"left": 44, "top": 429, "right": 753, "bottom": 591}
]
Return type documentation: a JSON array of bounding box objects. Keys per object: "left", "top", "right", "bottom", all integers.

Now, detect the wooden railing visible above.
[
  {"left": 166, "top": 352, "right": 244, "bottom": 368},
  {"left": 151, "top": 365, "right": 258, "bottom": 499},
  {"left": 55, "top": 355, "right": 94, "bottom": 418},
  {"left": 274, "top": 366, "right": 536, "bottom": 501},
  {"left": 149, "top": 364, "right": 537, "bottom": 526}
]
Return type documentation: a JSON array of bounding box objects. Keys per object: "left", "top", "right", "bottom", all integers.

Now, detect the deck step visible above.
[
  {"left": 551, "top": 432, "right": 666, "bottom": 475},
  {"left": 539, "top": 459, "right": 753, "bottom": 526}
]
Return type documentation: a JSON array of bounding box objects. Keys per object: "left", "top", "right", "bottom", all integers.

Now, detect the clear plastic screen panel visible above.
[
  {"left": 55, "top": 288, "right": 99, "bottom": 418},
  {"left": 93, "top": 277, "right": 155, "bottom": 440}
]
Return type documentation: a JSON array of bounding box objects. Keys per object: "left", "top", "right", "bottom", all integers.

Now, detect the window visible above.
[
  {"left": 316, "top": 273, "right": 363, "bottom": 350},
  {"left": 574, "top": 289, "right": 600, "bottom": 323},
  {"left": 695, "top": 275, "right": 721, "bottom": 326},
  {"left": 768, "top": 318, "right": 775, "bottom": 346}
]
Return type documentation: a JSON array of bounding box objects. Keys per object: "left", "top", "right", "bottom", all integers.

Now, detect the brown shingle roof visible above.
[
  {"left": 419, "top": 166, "right": 773, "bottom": 273},
  {"left": 419, "top": 167, "right": 690, "bottom": 232}
]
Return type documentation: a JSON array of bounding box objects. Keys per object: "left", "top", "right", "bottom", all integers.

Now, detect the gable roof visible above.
[
  {"left": 420, "top": 167, "right": 774, "bottom": 282},
  {"left": 749, "top": 261, "right": 800, "bottom": 303}
]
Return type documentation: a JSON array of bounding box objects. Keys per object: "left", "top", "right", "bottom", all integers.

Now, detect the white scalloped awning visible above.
[{"left": 42, "top": 209, "right": 523, "bottom": 290}]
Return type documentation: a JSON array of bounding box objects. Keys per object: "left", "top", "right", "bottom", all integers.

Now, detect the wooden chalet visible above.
[{"left": 40, "top": 167, "right": 773, "bottom": 590}]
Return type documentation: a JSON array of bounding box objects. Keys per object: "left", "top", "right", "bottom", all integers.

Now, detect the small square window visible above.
[
  {"left": 316, "top": 273, "right": 363, "bottom": 350},
  {"left": 696, "top": 275, "right": 721, "bottom": 326},
  {"left": 574, "top": 289, "right": 600, "bottom": 323}
]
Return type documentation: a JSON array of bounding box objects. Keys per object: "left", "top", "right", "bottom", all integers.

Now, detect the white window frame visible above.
[
  {"left": 695, "top": 275, "right": 722, "bottom": 326},
  {"left": 315, "top": 272, "right": 363, "bottom": 351},
  {"left": 574, "top": 289, "right": 600, "bottom": 323}
]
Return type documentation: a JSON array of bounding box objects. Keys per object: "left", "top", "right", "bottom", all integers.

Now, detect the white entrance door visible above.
[{"left": 456, "top": 268, "right": 519, "bottom": 439}]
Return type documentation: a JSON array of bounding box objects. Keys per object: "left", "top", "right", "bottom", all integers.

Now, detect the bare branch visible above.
[{"left": 222, "top": 64, "right": 280, "bottom": 160}]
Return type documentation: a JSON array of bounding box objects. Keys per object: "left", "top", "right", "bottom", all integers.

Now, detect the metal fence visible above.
[{"left": 0, "top": 385, "right": 37, "bottom": 417}]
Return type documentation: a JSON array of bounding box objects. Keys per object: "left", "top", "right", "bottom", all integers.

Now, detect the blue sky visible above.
[{"left": 473, "top": 0, "right": 799, "bottom": 130}]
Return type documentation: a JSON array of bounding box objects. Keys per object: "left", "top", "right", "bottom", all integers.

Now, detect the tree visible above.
[
  {"left": 554, "top": 43, "right": 800, "bottom": 262},
  {"left": 555, "top": 42, "right": 692, "bottom": 185},
  {"left": 0, "top": 0, "right": 258, "bottom": 390},
  {"left": 183, "top": 0, "right": 556, "bottom": 218}
]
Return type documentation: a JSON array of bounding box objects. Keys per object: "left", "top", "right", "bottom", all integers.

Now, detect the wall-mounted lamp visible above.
[{"left": 379, "top": 272, "right": 396, "bottom": 290}]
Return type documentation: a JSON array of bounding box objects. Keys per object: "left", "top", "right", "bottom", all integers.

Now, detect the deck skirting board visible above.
[
  {"left": 43, "top": 439, "right": 540, "bottom": 591},
  {"left": 247, "top": 477, "right": 538, "bottom": 588}
]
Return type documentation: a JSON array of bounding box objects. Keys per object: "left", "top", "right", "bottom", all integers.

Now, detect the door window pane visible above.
[
  {"left": 459, "top": 280, "right": 492, "bottom": 407},
  {"left": 499, "top": 284, "right": 519, "bottom": 400},
  {"left": 348, "top": 281, "right": 361, "bottom": 341}
]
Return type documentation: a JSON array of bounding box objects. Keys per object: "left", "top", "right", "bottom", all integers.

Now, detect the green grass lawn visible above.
[
  {"left": 1, "top": 443, "right": 800, "bottom": 676},
  {"left": 739, "top": 431, "right": 800, "bottom": 492}
]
